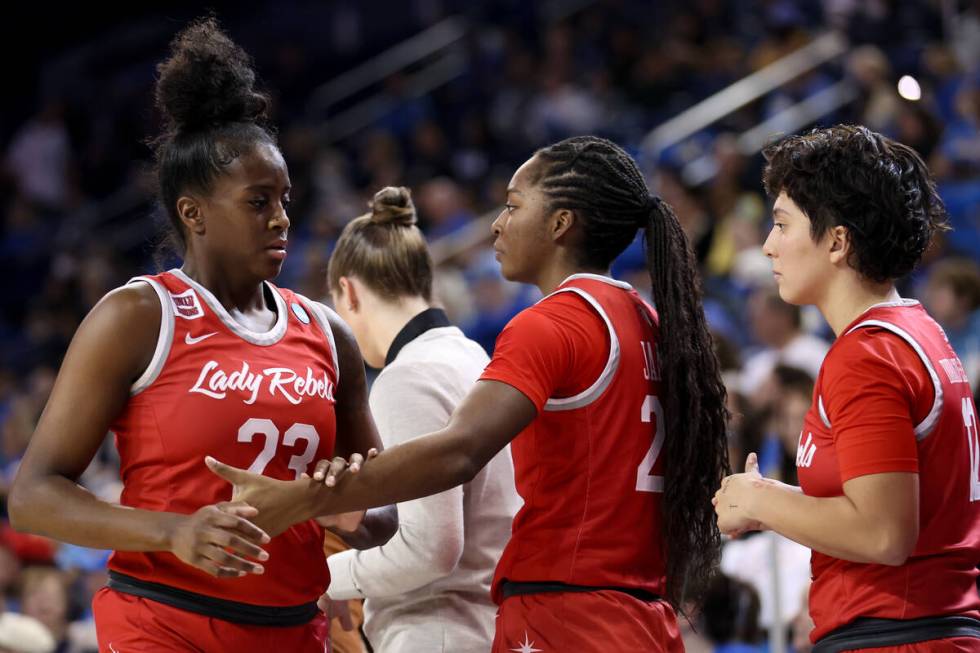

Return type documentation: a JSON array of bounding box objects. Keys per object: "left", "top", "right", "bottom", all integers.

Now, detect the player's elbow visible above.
[
  {"left": 445, "top": 446, "right": 482, "bottom": 488},
  {"left": 869, "top": 528, "right": 917, "bottom": 566},
  {"left": 7, "top": 475, "right": 39, "bottom": 533}
]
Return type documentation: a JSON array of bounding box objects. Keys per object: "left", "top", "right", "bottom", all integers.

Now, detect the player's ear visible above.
[
  {"left": 177, "top": 196, "right": 205, "bottom": 236},
  {"left": 338, "top": 276, "right": 359, "bottom": 313},
  {"left": 827, "top": 225, "right": 850, "bottom": 266},
  {"left": 550, "top": 208, "right": 575, "bottom": 243}
]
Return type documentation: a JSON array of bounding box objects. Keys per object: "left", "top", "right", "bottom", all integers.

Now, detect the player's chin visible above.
[
  {"left": 776, "top": 283, "right": 809, "bottom": 307},
  {"left": 497, "top": 261, "right": 522, "bottom": 283},
  {"left": 258, "top": 259, "right": 285, "bottom": 281}
]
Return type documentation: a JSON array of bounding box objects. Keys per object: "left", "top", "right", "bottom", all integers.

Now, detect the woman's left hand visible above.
[{"left": 714, "top": 452, "right": 767, "bottom": 537}]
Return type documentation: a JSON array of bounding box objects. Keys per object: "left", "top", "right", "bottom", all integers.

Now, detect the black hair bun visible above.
[{"left": 155, "top": 17, "right": 270, "bottom": 133}]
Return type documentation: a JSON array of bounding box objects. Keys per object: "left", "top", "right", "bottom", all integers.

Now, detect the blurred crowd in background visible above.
[{"left": 0, "top": 1, "right": 978, "bottom": 651}]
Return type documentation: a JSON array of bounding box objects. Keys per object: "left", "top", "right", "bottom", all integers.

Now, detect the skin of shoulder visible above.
[{"left": 19, "top": 282, "right": 162, "bottom": 481}]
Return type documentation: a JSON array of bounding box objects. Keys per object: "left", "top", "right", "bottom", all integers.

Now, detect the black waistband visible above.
[
  {"left": 107, "top": 571, "right": 319, "bottom": 627},
  {"left": 500, "top": 580, "right": 663, "bottom": 603},
  {"left": 813, "top": 615, "right": 980, "bottom": 653}
]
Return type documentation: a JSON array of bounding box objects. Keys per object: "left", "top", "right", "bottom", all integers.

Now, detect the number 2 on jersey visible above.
[
  {"left": 237, "top": 418, "right": 320, "bottom": 480},
  {"left": 636, "top": 395, "right": 665, "bottom": 493},
  {"left": 964, "top": 398, "right": 980, "bottom": 502}
]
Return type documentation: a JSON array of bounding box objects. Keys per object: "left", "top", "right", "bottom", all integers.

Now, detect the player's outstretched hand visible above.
[
  {"left": 205, "top": 456, "right": 307, "bottom": 538},
  {"left": 312, "top": 448, "right": 379, "bottom": 487},
  {"left": 167, "top": 501, "right": 270, "bottom": 578}
]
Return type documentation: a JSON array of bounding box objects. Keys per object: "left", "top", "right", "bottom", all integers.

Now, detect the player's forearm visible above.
[
  {"left": 9, "top": 473, "right": 178, "bottom": 552},
  {"left": 748, "top": 482, "right": 909, "bottom": 565},
  {"left": 299, "top": 428, "right": 481, "bottom": 522},
  {"left": 335, "top": 505, "right": 398, "bottom": 550}
]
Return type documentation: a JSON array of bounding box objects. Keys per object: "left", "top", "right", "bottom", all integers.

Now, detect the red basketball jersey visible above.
[
  {"left": 797, "top": 300, "right": 980, "bottom": 640},
  {"left": 481, "top": 274, "right": 666, "bottom": 603},
  {"left": 108, "top": 269, "right": 338, "bottom": 607}
]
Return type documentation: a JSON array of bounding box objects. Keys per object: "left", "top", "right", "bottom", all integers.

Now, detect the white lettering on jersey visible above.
[
  {"left": 169, "top": 289, "right": 204, "bottom": 320},
  {"left": 190, "top": 360, "right": 263, "bottom": 404},
  {"left": 940, "top": 358, "right": 970, "bottom": 384},
  {"left": 796, "top": 431, "right": 817, "bottom": 468},
  {"left": 641, "top": 340, "right": 660, "bottom": 381},
  {"left": 189, "top": 360, "right": 334, "bottom": 405},
  {"left": 264, "top": 367, "right": 336, "bottom": 405}
]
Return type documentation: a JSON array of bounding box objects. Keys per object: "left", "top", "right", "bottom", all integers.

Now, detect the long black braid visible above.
[{"left": 531, "top": 136, "right": 730, "bottom": 611}]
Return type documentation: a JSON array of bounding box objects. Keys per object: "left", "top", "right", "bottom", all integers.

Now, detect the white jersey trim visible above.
[
  {"left": 818, "top": 395, "right": 832, "bottom": 429},
  {"left": 295, "top": 295, "right": 340, "bottom": 387},
  {"left": 170, "top": 269, "right": 288, "bottom": 346},
  {"left": 558, "top": 272, "right": 633, "bottom": 290},
  {"left": 128, "top": 277, "right": 175, "bottom": 396},
  {"left": 542, "top": 287, "right": 620, "bottom": 412},
  {"left": 846, "top": 318, "right": 944, "bottom": 440},
  {"left": 864, "top": 298, "right": 920, "bottom": 311}
]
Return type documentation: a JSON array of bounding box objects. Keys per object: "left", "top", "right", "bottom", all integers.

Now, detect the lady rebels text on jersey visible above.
[
  {"left": 797, "top": 300, "right": 980, "bottom": 641},
  {"left": 108, "top": 269, "right": 338, "bottom": 607}
]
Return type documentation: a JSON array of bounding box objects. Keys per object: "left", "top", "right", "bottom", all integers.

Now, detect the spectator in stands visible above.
[
  {"left": 922, "top": 258, "right": 980, "bottom": 387},
  {"left": 701, "top": 573, "right": 764, "bottom": 653},
  {"left": 740, "top": 288, "right": 828, "bottom": 402}
]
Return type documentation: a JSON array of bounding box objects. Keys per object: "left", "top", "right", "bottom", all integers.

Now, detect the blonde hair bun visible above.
[{"left": 370, "top": 186, "right": 416, "bottom": 227}]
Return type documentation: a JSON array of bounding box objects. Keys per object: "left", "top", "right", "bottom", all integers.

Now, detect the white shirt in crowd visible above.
[{"left": 739, "top": 333, "right": 830, "bottom": 396}]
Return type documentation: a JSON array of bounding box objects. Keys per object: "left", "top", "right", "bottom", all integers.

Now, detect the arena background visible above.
[{"left": 1, "top": 1, "right": 978, "bottom": 651}]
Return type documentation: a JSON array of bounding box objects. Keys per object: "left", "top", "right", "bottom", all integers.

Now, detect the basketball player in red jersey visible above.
[
  {"left": 208, "top": 136, "right": 731, "bottom": 652},
  {"left": 715, "top": 125, "right": 980, "bottom": 652},
  {"left": 7, "top": 18, "right": 393, "bottom": 652}
]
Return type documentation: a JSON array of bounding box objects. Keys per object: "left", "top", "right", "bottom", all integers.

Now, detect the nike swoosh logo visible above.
[
  {"left": 109, "top": 644, "right": 119, "bottom": 653},
  {"left": 185, "top": 332, "right": 218, "bottom": 345}
]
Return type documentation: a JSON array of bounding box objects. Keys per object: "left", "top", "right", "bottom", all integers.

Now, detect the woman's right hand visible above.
[{"left": 166, "top": 501, "right": 270, "bottom": 578}]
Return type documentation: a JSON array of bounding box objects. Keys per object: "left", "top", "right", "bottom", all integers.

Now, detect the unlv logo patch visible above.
[{"left": 170, "top": 289, "right": 204, "bottom": 320}]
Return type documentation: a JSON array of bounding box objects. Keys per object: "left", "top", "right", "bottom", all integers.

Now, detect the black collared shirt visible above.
[{"left": 384, "top": 308, "right": 452, "bottom": 367}]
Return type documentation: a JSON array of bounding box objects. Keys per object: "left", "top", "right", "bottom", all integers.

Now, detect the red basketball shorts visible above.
[
  {"left": 93, "top": 587, "right": 329, "bottom": 652},
  {"left": 492, "top": 589, "right": 683, "bottom": 653},
  {"left": 835, "top": 638, "right": 980, "bottom": 652}
]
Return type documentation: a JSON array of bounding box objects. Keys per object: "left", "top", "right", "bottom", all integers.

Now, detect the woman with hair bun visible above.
[
  {"left": 7, "top": 18, "right": 394, "bottom": 652},
  {"left": 320, "top": 186, "right": 519, "bottom": 653}
]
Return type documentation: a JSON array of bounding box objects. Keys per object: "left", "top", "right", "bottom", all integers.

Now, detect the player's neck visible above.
[
  {"left": 536, "top": 261, "right": 608, "bottom": 296},
  {"left": 819, "top": 275, "right": 900, "bottom": 336},
  {"left": 364, "top": 295, "right": 433, "bottom": 368},
  {"left": 179, "top": 259, "right": 267, "bottom": 314}
]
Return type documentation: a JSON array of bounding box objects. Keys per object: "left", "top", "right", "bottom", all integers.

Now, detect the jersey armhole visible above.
[
  {"left": 127, "top": 277, "right": 175, "bottom": 396},
  {"left": 843, "top": 320, "right": 942, "bottom": 440},
  {"left": 542, "top": 287, "right": 620, "bottom": 412},
  {"left": 296, "top": 295, "right": 340, "bottom": 387}
]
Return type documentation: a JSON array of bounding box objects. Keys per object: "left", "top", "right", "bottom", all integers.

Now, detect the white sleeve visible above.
[{"left": 327, "top": 362, "right": 466, "bottom": 600}]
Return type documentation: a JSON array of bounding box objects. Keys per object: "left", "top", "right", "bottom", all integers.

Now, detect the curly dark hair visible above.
[
  {"left": 762, "top": 124, "right": 949, "bottom": 283},
  {"left": 531, "top": 136, "right": 730, "bottom": 611},
  {"left": 152, "top": 16, "right": 277, "bottom": 251}
]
